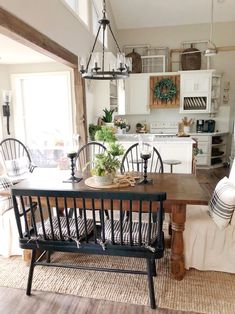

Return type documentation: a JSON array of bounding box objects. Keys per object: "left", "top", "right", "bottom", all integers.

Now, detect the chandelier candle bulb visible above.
[{"left": 2, "top": 90, "right": 12, "bottom": 103}]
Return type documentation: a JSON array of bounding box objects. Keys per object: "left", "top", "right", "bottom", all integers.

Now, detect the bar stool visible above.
[{"left": 163, "top": 160, "right": 182, "bottom": 173}]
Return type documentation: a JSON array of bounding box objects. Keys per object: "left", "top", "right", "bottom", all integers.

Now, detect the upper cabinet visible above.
[
  {"left": 121, "top": 73, "right": 150, "bottom": 115},
  {"left": 179, "top": 70, "right": 220, "bottom": 114},
  {"left": 119, "top": 72, "right": 180, "bottom": 115}
]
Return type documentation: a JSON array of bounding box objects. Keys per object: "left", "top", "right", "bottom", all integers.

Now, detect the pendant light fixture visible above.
[
  {"left": 204, "top": 0, "right": 218, "bottom": 57},
  {"left": 80, "top": 0, "right": 131, "bottom": 80}
]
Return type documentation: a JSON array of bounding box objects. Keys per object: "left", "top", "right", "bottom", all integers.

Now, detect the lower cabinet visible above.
[
  {"left": 192, "top": 133, "right": 228, "bottom": 168},
  {"left": 119, "top": 140, "right": 193, "bottom": 174}
]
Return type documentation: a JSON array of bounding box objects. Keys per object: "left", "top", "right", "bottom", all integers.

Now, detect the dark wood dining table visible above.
[{"left": 11, "top": 169, "right": 208, "bottom": 281}]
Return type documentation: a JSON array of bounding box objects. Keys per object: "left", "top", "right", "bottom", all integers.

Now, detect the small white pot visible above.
[
  {"left": 183, "top": 126, "right": 190, "bottom": 134},
  {"left": 117, "top": 127, "right": 123, "bottom": 134},
  {"left": 104, "top": 122, "right": 114, "bottom": 128},
  {"left": 93, "top": 174, "right": 114, "bottom": 186}
]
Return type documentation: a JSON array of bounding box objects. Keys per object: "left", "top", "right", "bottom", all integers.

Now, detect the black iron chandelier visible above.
[{"left": 80, "top": 0, "right": 131, "bottom": 80}]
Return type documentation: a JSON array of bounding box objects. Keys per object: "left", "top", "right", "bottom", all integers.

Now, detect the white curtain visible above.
[{"left": 0, "top": 209, "right": 22, "bottom": 258}]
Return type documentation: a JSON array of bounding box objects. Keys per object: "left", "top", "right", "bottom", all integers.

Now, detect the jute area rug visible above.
[{"left": 0, "top": 250, "right": 234, "bottom": 314}]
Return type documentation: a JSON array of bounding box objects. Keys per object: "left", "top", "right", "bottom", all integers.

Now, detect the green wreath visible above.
[{"left": 154, "top": 78, "right": 177, "bottom": 101}]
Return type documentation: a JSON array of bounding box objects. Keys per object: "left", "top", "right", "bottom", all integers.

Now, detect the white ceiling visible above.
[
  {"left": 0, "top": 34, "right": 54, "bottom": 65},
  {"left": 109, "top": 0, "right": 235, "bottom": 29}
]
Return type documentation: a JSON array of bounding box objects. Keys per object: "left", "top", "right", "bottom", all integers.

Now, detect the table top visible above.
[{"left": 11, "top": 169, "right": 208, "bottom": 206}]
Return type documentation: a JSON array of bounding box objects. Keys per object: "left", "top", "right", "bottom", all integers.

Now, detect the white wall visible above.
[
  {"left": 86, "top": 80, "right": 110, "bottom": 126},
  {"left": 0, "top": 65, "right": 10, "bottom": 138},
  {"left": 0, "top": 0, "right": 118, "bottom": 61}
]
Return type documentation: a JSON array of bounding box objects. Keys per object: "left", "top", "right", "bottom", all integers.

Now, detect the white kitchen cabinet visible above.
[
  {"left": 192, "top": 134, "right": 210, "bottom": 167},
  {"left": 180, "top": 70, "right": 214, "bottom": 114},
  {"left": 115, "top": 137, "right": 194, "bottom": 174},
  {"left": 118, "top": 72, "right": 180, "bottom": 115},
  {"left": 125, "top": 74, "right": 150, "bottom": 115}
]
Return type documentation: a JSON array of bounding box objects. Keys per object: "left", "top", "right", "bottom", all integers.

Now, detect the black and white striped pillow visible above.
[
  {"left": 209, "top": 177, "right": 235, "bottom": 230},
  {"left": 5, "top": 156, "right": 29, "bottom": 177}
]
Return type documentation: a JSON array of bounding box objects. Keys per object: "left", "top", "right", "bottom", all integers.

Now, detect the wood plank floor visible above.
[{"left": 0, "top": 168, "right": 229, "bottom": 314}]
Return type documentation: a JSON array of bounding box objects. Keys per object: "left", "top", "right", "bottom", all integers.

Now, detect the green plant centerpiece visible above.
[
  {"left": 92, "top": 126, "right": 124, "bottom": 186},
  {"left": 101, "top": 108, "right": 115, "bottom": 124}
]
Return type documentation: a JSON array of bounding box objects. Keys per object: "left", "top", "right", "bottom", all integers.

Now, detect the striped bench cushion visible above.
[
  {"left": 37, "top": 217, "right": 94, "bottom": 240},
  {"left": 105, "top": 219, "right": 158, "bottom": 245},
  {"left": 209, "top": 176, "right": 235, "bottom": 230}
]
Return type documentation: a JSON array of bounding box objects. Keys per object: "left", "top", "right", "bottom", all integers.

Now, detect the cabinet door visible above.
[
  {"left": 181, "top": 73, "right": 211, "bottom": 94},
  {"left": 192, "top": 135, "right": 210, "bottom": 166},
  {"left": 125, "top": 74, "right": 150, "bottom": 115},
  {"left": 180, "top": 71, "right": 213, "bottom": 114}
]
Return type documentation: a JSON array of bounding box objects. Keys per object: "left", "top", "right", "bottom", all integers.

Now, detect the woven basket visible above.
[
  {"left": 181, "top": 45, "right": 201, "bottom": 70},
  {"left": 126, "top": 49, "right": 142, "bottom": 73}
]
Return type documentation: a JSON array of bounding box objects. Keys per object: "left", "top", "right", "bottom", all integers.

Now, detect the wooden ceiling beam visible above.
[{"left": 0, "top": 7, "right": 78, "bottom": 68}]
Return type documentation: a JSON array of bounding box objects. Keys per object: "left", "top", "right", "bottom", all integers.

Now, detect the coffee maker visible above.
[
  {"left": 196, "top": 119, "right": 204, "bottom": 133},
  {"left": 204, "top": 119, "right": 215, "bottom": 133}
]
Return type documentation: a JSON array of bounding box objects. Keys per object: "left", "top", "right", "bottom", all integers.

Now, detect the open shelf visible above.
[{"left": 211, "top": 153, "right": 225, "bottom": 159}]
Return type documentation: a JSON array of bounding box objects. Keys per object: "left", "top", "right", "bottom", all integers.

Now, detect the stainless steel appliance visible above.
[
  {"left": 196, "top": 119, "right": 204, "bottom": 133},
  {"left": 204, "top": 119, "right": 215, "bottom": 133}
]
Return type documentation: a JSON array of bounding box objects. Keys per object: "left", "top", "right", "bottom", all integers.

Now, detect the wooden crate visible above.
[{"left": 149, "top": 75, "right": 180, "bottom": 108}]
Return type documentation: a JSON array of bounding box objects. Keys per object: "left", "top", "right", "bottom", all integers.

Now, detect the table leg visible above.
[{"left": 170, "top": 204, "right": 186, "bottom": 280}]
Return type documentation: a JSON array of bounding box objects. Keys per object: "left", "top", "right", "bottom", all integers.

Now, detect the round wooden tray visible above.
[{"left": 85, "top": 177, "right": 130, "bottom": 189}]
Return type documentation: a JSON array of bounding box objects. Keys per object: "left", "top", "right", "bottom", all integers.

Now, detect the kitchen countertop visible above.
[
  {"left": 189, "top": 132, "right": 228, "bottom": 136},
  {"left": 116, "top": 134, "right": 195, "bottom": 143}
]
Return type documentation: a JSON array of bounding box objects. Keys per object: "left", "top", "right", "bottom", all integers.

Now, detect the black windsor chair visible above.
[
  {"left": 76, "top": 141, "right": 106, "bottom": 173},
  {"left": 0, "top": 138, "right": 36, "bottom": 183},
  {"left": 120, "top": 143, "right": 164, "bottom": 175}
]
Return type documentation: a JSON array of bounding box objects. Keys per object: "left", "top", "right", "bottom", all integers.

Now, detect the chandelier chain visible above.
[
  {"left": 102, "top": 0, "right": 106, "bottom": 15},
  {"left": 210, "top": 0, "right": 214, "bottom": 43}
]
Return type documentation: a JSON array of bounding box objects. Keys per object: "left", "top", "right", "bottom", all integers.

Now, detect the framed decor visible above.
[{"left": 150, "top": 75, "right": 180, "bottom": 108}]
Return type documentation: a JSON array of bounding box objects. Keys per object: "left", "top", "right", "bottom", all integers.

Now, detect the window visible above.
[
  {"left": 65, "top": 0, "right": 77, "bottom": 11},
  {"left": 91, "top": 0, "right": 107, "bottom": 47},
  {"left": 64, "top": 0, "right": 89, "bottom": 26},
  {"left": 12, "top": 72, "right": 73, "bottom": 168},
  {"left": 78, "top": 0, "right": 89, "bottom": 25}
]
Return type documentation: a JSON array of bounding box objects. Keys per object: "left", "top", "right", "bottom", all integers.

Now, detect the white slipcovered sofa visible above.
[
  {"left": 184, "top": 161, "right": 235, "bottom": 273},
  {"left": 0, "top": 175, "right": 22, "bottom": 257}
]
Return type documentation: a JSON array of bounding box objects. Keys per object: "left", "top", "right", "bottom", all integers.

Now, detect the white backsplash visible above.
[{"left": 115, "top": 107, "right": 229, "bottom": 134}]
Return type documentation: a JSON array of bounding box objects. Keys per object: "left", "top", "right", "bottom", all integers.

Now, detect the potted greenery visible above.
[
  {"left": 114, "top": 117, "right": 130, "bottom": 134},
  {"left": 92, "top": 126, "right": 124, "bottom": 186},
  {"left": 101, "top": 108, "right": 115, "bottom": 126},
  {"left": 88, "top": 124, "right": 102, "bottom": 141}
]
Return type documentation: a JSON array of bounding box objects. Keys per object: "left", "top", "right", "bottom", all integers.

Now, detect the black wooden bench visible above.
[{"left": 12, "top": 188, "right": 166, "bottom": 309}]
